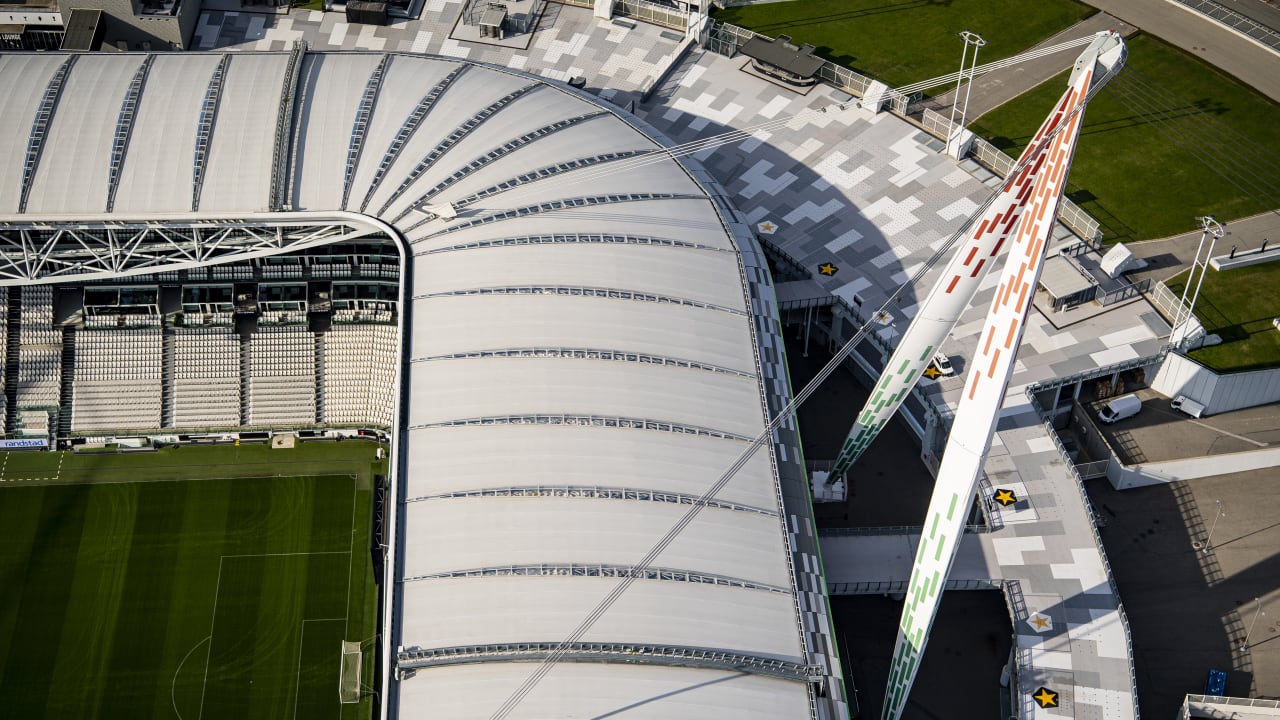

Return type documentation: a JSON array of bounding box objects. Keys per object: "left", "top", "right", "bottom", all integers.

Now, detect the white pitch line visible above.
[
  {"left": 292, "top": 618, "right": 345, "bottom": 720},
  {"left": 171, "top": 636, "right": 211, "bottom": 720},
  {"left": 221, "top": 550, "right": 349, "bottom": 559},
  {"left": 196, "top": 558, "right": 224, "bottom": 720}
]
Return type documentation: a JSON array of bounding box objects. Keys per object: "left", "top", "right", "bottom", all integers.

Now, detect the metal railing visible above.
[
  {"left": 1096, "top": 277, "right": 1151, "bottom": 306},
  {"left": 1180, "top": 694, "right": 1280, "bottom": 720},
  {"left": 1147, "top": 280, "right": 1189, "bottom": 324},
  {"left": 1170, "top": 0, "right": 1280, "bottom": 52},
  {"left": 614, "top": 0, "right": 689, "bottom": 30},
  {"left": 828, "top": 578, "right": 1000, "bottom": 595},
  {"left": 818, "top": 523, "right": 987, "bottom": 537},
  {"left": 1074, "top": 459, "right": 1109, "bottom": 479},
  {"left": 969, "top": 135, "right": 1017, "bottom": 176}
]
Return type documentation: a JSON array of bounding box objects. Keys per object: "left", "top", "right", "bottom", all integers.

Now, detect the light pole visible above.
[
  {"left": 1196, "top": 499, "right": 1225, "bottom": 553},
  {"left": 947, "top": 31, "right": 987, "bottom": 143},
  {"left": 1171, "top": 216, "right": 1226, "bottom": 348},
  {"left": 1241, "top": 598, "right": 1266, "bottom": 651}
]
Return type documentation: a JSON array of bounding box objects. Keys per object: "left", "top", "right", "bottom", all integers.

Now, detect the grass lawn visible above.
[
  {"left": 970, "top": 34, "right": 1280, "bottom": 242},
  {"left": 711, "top": 0, "right": 1095, "bottom": 89},
  {"left": 0, "top": 441, "right": 385, "bottom": 720},
  {"left": 1166, "top": 260, "right": 1280, "bottom": 372}
]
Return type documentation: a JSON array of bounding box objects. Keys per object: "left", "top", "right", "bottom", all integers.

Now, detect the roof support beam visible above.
[
  {"left": 401, "top": 563, "right": 788, "bottom": 593},
  {"left": 191, "top": 55, "right": 231, "bottom": 213},
  {"left": 105, "top": 56, "right": 155, "bottom": 213},
  {"left": 375, "top": 83, "right": 540, "bottom": 216},
  {"left": 395, "top": 642, "right": 823, "bottom": 684},
  {"left": 0, "top": 216, "right": 388, "bottom": 285},
  {"left": 18, "top": 55, "right": 77, "bottom": 214},
  {"left": 408, "top": 413, "right": 753, "bottom": 442},
  {"left": 403, "top": 484, "right": 776, "bottom": 517},
  {"left": 342, "top": 54, "right": 391, "bottom": 211},
  {"left": 358, "top": 65, "right": 467, "bottom": 213}
]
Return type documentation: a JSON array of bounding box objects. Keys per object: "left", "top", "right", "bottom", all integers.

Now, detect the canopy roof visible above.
[{"left": 0, "top": 50, "right": 819, "bottom": 719}]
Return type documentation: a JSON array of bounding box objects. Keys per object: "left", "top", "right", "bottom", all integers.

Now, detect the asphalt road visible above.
[{"left": 1084, "top": 0, "right": 1280, "bottom": 102}]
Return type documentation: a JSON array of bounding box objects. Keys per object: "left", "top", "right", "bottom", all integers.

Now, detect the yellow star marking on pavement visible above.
[
  {"left": 818, "top": 262, "right": 838, "bottom": 276},
  {"left": 994, "top": 489, "right": 1017, "bottom": 506},
  {"left": 1033, "top": 687, "right": 1059, "bottom": 708},
  {"left": 757, "top": 221, "right": 778, "bottom": 234},
  {"left": 1030, "top": 614, "right": 1052, "bottom": 631},
  {"left": 922, "top": 365, "right": 943, "bottom": 380}
]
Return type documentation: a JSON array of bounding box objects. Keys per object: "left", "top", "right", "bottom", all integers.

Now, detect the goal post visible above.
[{"left": 339, "top": 641, "right": 362, "bottom": 704}]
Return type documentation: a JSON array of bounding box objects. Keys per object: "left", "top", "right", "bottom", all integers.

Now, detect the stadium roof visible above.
[{"left": 0, "top": 50, "right": 826, "bottom": 718}]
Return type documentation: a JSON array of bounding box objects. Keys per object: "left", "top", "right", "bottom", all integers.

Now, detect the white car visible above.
[{"left": 931, "top": 351, "right": 955, "bottom": 377}]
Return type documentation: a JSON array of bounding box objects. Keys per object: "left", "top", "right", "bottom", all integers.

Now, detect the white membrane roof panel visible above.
[
  {"left": 400, "top": 497, "right": 792, "bottom": 588},
  {"left": 350, "top": 57, "right": 527, "bottom": 213},
  {"left": 343, "top": 53, "right": 458, "bottom": 210},
  {"left": 113, "top": 53, "right": 223, "bottom": 214},
  {"left": 409, "top": 293, "right": 756, "bottom": 372},
  {"left": 402, "top": 425, "right": 778, "bottom": 509},
  {"left": 413, "top": 243, "right": 747, "bottom": 310},
  {"left": 406, "top": 198, "right": 733, "bottom": 248},
  {"left": 292, "top": 53, "right": 385, "bottom": 211},
  {"left": 0, "top": 54, "right": 63, "bottom": 214},
  {"left": 200, "top": 54, "right": 289, "bottom": 212},
  {"left": 27, "top": 55, "right": 143, "bottom": 215},
  {"left": 397, "top": 663, "right": 811, "bottom": 720},
  {"left": 399, "top": 577, "right": 804, "bottom": 660},
  {"left": 392, "top": 114, "right": 656, "bottom": 218},
  {"left": 407, "top": 356, "right": 765, "bottom": 439},
  {"left": 369, "top": 83, "right": 594, "bottom": 219}
]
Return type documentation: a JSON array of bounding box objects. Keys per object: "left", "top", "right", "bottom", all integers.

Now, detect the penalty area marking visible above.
[
  {"left": 196, "top": 551, "right": 353, "bottom": 720},
  {"left": 292, "top": 618, "right": 346, "bottom": 720}
]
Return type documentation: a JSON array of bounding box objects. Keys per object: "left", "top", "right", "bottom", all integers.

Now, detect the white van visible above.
[
  {"left": 1172, "top": 395, "right": 1207, "bottom": 418},
  {"left": 1098, "top": 394, "right": 1142, "bottom": 424},
  {"left": 932, "top": 351, "right": 955, "bottom": 377}
]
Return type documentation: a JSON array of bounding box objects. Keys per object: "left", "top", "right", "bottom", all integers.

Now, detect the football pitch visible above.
[{"left": 0, "top": 443, "right": 383, "bottom": 720}]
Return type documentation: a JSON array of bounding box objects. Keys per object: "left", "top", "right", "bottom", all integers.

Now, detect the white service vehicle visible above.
[
  {"left": 1098, "top": 394, "right": 1142, "bottom": 424},
  {"left": 1171, "top": 395, "right": 1207, "bottom": 418}
]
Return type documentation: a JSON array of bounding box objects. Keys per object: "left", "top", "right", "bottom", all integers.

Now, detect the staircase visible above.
[
  {"left": 239, "top": 334, "right": 251, "bottom": 426},
  {"left": 315, "top": 333, "right": 325, "bottom": 424},
  {"left": 56, "top": 327, "right": 75, "bottom": 438},
  {"left": 161, "top": 329, "right": 175, "bottom": 428},
  {"left": 4, "top": 291, "right": 21, "bottom": 434}
]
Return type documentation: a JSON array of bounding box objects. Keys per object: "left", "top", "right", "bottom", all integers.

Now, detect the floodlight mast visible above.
[{"left": 879, "top": 32, "right": 1126, "bottom": 720}]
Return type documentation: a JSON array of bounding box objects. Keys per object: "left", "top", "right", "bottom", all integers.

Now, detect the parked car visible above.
[
  {"left": 931, "top": 351, "right": 955, "bottom": 377},
  {"left": 1171, "top": 395, "right": 1207, "bottom": 418},
  {"left": 1098, "top": 394, "right": 1142, "bottom": 424}
]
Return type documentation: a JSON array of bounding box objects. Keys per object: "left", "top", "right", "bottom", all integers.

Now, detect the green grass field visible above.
[
  {"left": 970, "top": 34, "right": 1280, "bottom": 242},
  {"left": 1166, "top": 261, "right": 1280, "bottom": 372},
  {"left": 711, "top": 0, "right": 1095, "bottom": 88},
  {"left": 0, "top": 442, "right": 384, "bottom": 720}
]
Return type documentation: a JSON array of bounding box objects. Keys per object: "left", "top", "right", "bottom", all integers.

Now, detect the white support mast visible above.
[
  {"left": 815, "top": 32, "right": 1122, "bottom": 495},
  {"left": 881, "top": 31, "right": 1126, "bottom": 720}
]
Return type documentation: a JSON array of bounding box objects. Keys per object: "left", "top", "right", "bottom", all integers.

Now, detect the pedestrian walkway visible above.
[
  {"left": 927, "top": 13, "right": 1138, "bottom": 121},
  {"left": 821, "top": 419, "right": 1139, "bottom": 719}
]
